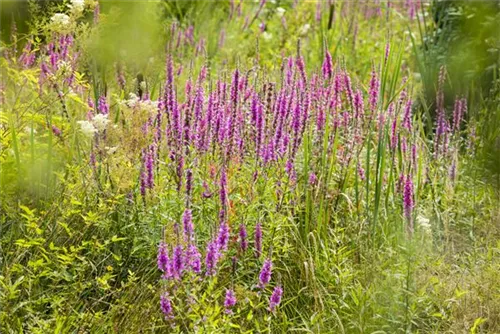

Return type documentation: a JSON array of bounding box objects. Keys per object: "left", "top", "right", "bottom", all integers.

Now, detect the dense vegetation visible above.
[{"left": 1, "top": 1, "right": 499, "bottom": 333}]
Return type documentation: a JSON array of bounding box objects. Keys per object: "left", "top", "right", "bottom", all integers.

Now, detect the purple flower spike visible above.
[
  {"left": 157, "top": 241, "right": 171, "bottom": 279},
  {"left": 403, "top": 174, "right": 414, "bottom": 231},
  {"left": 182, "top": 209, "right": 194, "bottom": 242},
  {"left": 269, "top": 286, "right": 283, "bottom": 312},
  {"left": 97, "top": 95, "right": 109, "bottom": 115},
  {"left": 259, "top": 258, "right": 272, "bottom": 289},
  {"left": 308, "top": 172, "right": 317, "bottom": 186},
  {"left": 205, "top": 240, "right": 220, "bottom": 276},
  {"left": 52, "top": 125, "right": 62, "bottom": 137},
  {"left": 217, "top": 219, "right": 230, "bottom": 251},
  {"left": 172, "top": 245, "right": 184, "bottom": 280},
  {"left": 187, "top": 244, "right": 201, "bottom": 274},
  {"left": 160, "top": 293, "right": 174, "bottom": 320},
  {"left": 224, "top": 289, "right": 237, "bottom": 314},
  {"left": 322, "top": 50, "right": 333, "bottom": 80},
  {"left": 254, "top": 223, "right": 262, "bottom": 257},
  {"left": 239, "top": 224, "right": 248, "bottom": 252}
]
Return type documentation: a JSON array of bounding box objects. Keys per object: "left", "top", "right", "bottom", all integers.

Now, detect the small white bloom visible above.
[
  {"left": 299, "top": 24, "right": 311, "bottom": 36},
  {"left": 68, "top": 0, "right": 85, "bottom": 14},
  {"left": 51, "top": 13, "right": 70, "bottom": 29},
  {"left": 276, "top": 7, "right": 286, "bottom": 18},
  {"left": 77, "top": 120, "right": 97, "bottom": 138},
  {"left": 262, "top": 32, "right": 273, "bottom": 41},
  {"left": 126, "top": 93, "right": 140, "bottom": 108},
  {"left": 416, "top": 216, "right": 431, "bottom": 232},
  {"left": 92, "top": 114, "right": 110, "bottom": 132}
]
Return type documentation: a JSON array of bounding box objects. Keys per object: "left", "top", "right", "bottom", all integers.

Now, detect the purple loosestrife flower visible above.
[
  {"left": 172, "top": 245, "right": 184, "bottom": 280},
  {"left": 308, "top": 172, "right": 318, "bottom": 186},
  {"left": 186, "top": 169, "right": 193, "bottom": 199},
  {"left": 269, "top": 286, "right": 283, "bottom": 312},
  {"left": 202, "top": 181, "right": 212, "bottom": 198},
  {"left": 98, "top": 96, "right": 109, "bottom": 115},
  {"left": 182, "top": 209, "right": 194, "bottom": 242},
  {"left": 384, "top": 42, "right": 390, "bottom": 64},
  {"left": 205, "top": 240, "right": 220, "bottom": 276},
  {"left": 220, "top": 167, "right": 228, "bottom": 209},
  {"left": 343, "top": 72, "right": 354, "bottom": 106},
  {"left": 217, "top": 219, "right": 230, "bottom": 252},
  {"left": 353, "top": 89, "right": 364, "bottom": 119},
  {"left": 402, "top": 99, "right": 413, "bottom": 131},
  {"left": 157, "top": 241, "right": 171, "bottom": 279},
  {"left": 140, "top": 170, "right": 147, "bottom": 197},
  {"left": 452, "top": 97, "right": 463, "bottom": 132},
  {"left": 358, "top": 162, "right": 366, "bottom": 181},
  {"left": 224, "top": 289, "right": 237, "bottom": 314},
  {"left": 259, "top": 258, "right": 272, "bottom": 288},
  {"left": 239, "top": 224, "right": 248, "bottom": 252},
  {"left": 369, "top": 68, "right": 380, "bottom": 113},
  {"left": 390, "top": 117, "right": 398, "bottom": 150},
  {"left": 322, "top": 50, "right": 333, "bottom": 80},
  {"left": 93, "top": 3, "right": 100, "bottom": 24},
  {"left": 187, "top": 244, "right": 201, "bottom": 274},
  {"left": 160, "top": 293, "right": 174, "bottom": 320},
  {"left": 255, "top": 223, "right": 262, "bottom": 257},
  {"left": 146, "top": 148, "right": 154, "bottom": 189},
  {"left": 52, "top": 125, "right": 62, "bottom": 137},
  {"left": 403, "top": 174, "right": 414, "bottom": 223}
]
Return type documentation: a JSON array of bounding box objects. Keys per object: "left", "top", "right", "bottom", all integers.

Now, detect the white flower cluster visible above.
[
  {"left": 50, "top": 13, "right": 70, "bottom": 30},
  {"left": 50, "top": 0, "right": 88, "bottom": 32},
  {"left": 118, "top": 93, "right": 159, "bottom": 115},
  {"left": 77, "top": 114, "right": 110, "bottom": 138},
  {"left": 299, "top": 24, "right": 311, "bottom": 36},
  {"left": 68, "top": 0, "right": 86, "bottom": 15},
  {"left": 276, "top": 7, "right": 286, "bottom": 18}
]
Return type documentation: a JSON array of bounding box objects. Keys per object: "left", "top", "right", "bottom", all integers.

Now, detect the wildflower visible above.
[
  {"left": 220, "top": 168, "right": 228, "bottom": 208},
  {"left": 187, "top": 244, "right": 201, "bottom": 274},
  {"left": 403, "top": 174, "right": 414, "bottom": 222},
  {"left": 269, "top": 286, "right": 283, "bottom": 312},
  {"left": 172, "top": 245, "right": 184, "bottom": 279},
  {"left": 157, "top": 241, "right": 171, "bottom": 279},
  {"left": 182, "top": 209, "right": 194, "bottom": 242},
  {"left": 416, "top": 215, "right": 431, "bottom": 233},
  {"left": 92, "top": 113, "right": 110, "bottom": 132},
  {"left": 262, "top": 32, "right": 273, "bottom": 41},
  {"left": 255, "top": 223, "right": 262, "bottom": 257},
  {"left": 357, "top": 162, "right": 366, "bottom": 181},
  {"left": 77, "top": 120, "right": 97, "bottom": 138},
  {"left": 322, "top": 50, "right": 333, "bottom": 80},
  {"left": 217, "top": 219, "right": 230, "bottom": 251},
  {"left": 205, "top": 241, "right": 220, "bottom": 276},
  {"left": 52, "top": 125, "right": 62, "bottom": 137},
  {"left": 239, "top": 224, "right": 248, "bottom": 252},
  {"left": 68, "top": 0, "right": 85, "bottom": 15},
  {"left": 97, "top": 95, "right": 109, "bottom": 114},
  {"left": 51, "top": 13, "right": 70, "bottom": 29},
  {"left": 259, "top": 258, "right": 272, "bottom": 288},
  {"left": 160, "top": 293, "right": 174, "bottom": 320},
  {"left": 369, "top": 68, "right": 380, "bottom": 112},
  {"left": 276, "top": 7, "right": 286, "bottom": 18},
  {"left": 308, "top": 172, "right": 317, "bottom": 186},
  {"left": 186, "top": 169, "right": 193, "bottom": 199},
  {"left": 402, "top": 99, "right": 412, "bottom": 131},
  {"left": 202, "top": 181, "right": 212, "bottom": 198},
  {"left": 224, "top": 289, "right": 237, "bottom": 314},
  {"left": 299, "top": 24, "right": 311, "bottom": 36}
]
